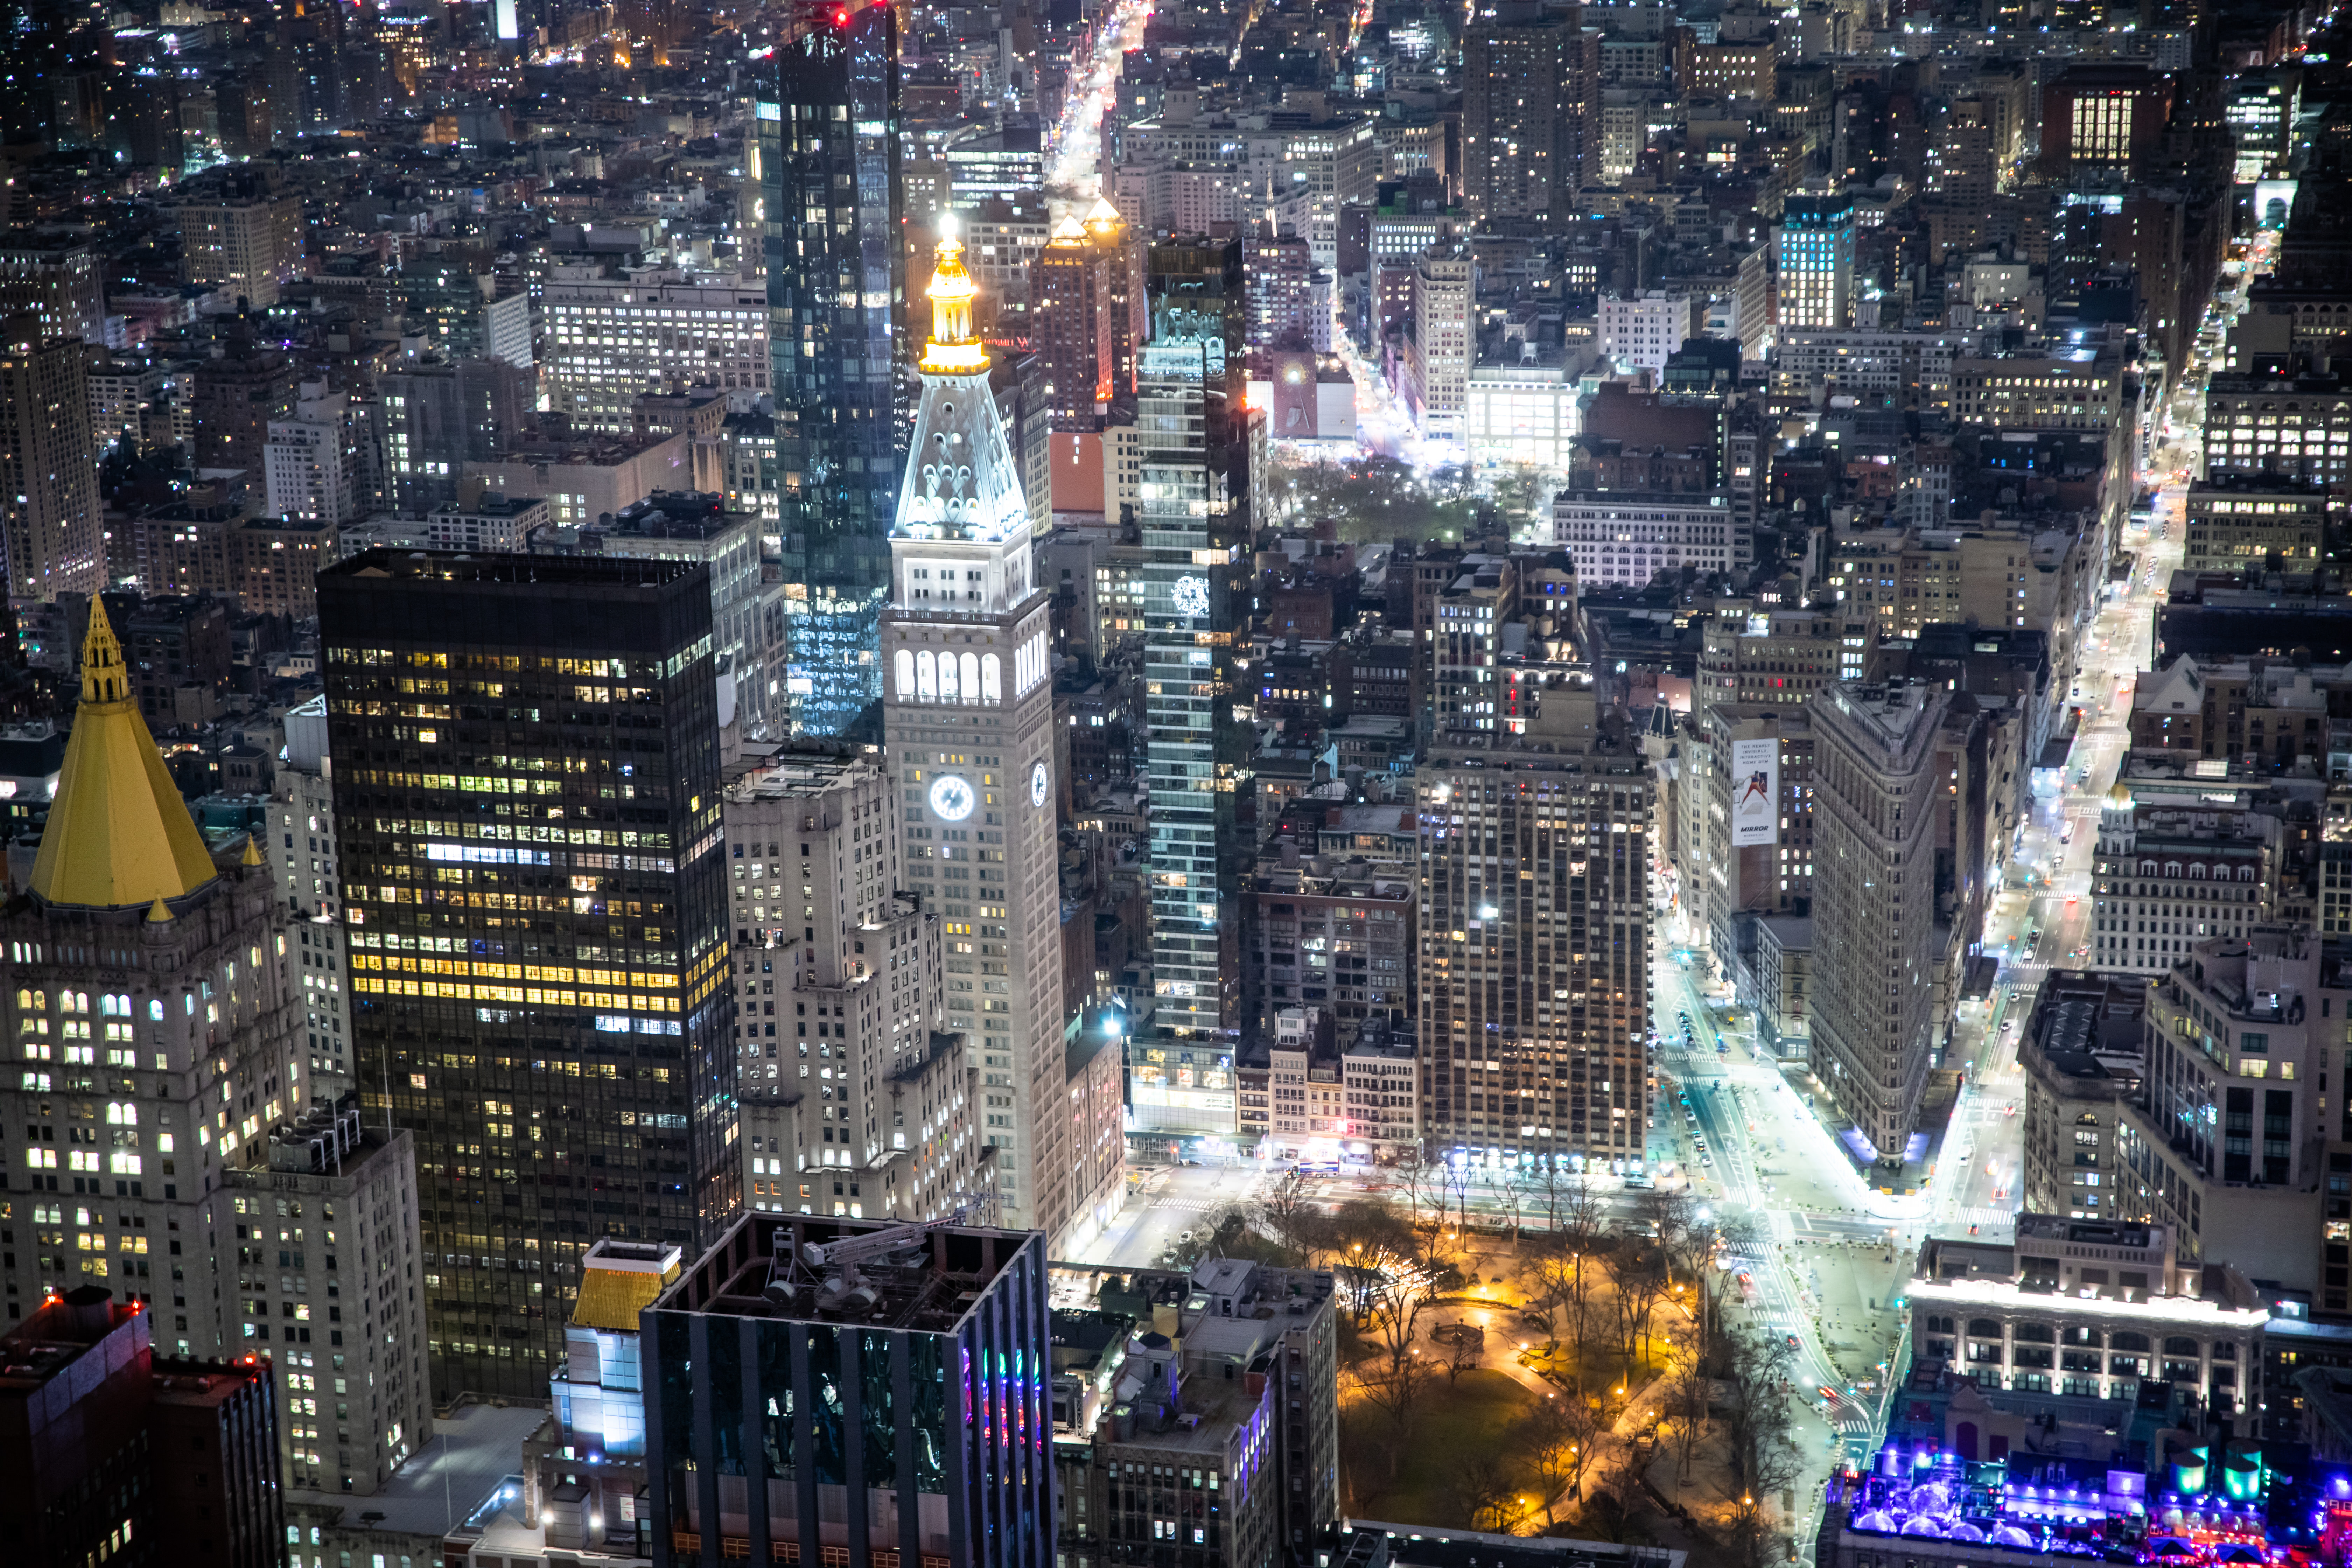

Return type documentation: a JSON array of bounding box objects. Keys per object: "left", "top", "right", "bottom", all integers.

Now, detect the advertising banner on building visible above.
[{"left": 1730, "top": 737, "right": 1779, "bottom": 847}]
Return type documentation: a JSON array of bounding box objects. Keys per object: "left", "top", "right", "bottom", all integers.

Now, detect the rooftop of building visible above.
[
  {"left": 320, "top": 548, "right": 704, "bottom": 592},
  {"left": 287, "top": 1402, "right": 551, "bottom": 1541},
  {"left": 431, "top": 491, "right": 547, "bottom": 519},
  {"left": 723, "top": 739, "right": 884, "bottom": 798},
  {"left": 607, "top": 490, "right": 757, "bottom": 541},
  {"left": 2012, "top": 1215, "right": 2160, "bottom": 1249},
  {"left": 2021, "top": 970, "right": 2149, "bottom": 1082},
  {"left": 1333, "top": 1523, "right": 1686, "bottom": 1568},
  {"left": 1821, "top": 678, "right": 1945, "bottom": 749},
  {"left": 2185, "top": 471, "right": 2330, "bottom": 497},
  {"left": 0, "top": 1287, "right": 148, "bottom": 1394},
  {"left": 570, "top": 1239, "right": 684, "bottom": 1333},
  {"left": 2155, "top": 926, "right": 2316, "bottom": 1023},
  {"left": 652, "top": 1213, "right": 1037, "bottom": 1333}
]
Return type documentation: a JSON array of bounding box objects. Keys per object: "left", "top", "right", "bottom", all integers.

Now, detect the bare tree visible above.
[
  {"left": 1550, "top": 1167, "right": 1611, "bottom": 1260},
  {"left": 1685, "top": 1209, "right": 1764, "bottom": 1361},
  {"left": 1576, "top": 1470, "right": 1652, "bottom": 1546},
  {"left": 1491, "top": 1161, "right": 1533, "bottom": 1242},
  {"left": 1440, "top": 1324, "right": 1483, "bottom": 1383},
  {"left": 1606, "top": 1240, "right": 1669, "bottom": 1380},
  {"left": 1329, "top": 1199, "right": 1416, "bottom": 1325},
  {"left": 1353, "top": 1265, "right": 1437, "bottom": 1480},
  {"left": 1662, "top": 1345, "right": 1712, "bottom": 1481},
  {"left": 1636, "top": 1185, "right": 1704, "bottom": 1284},
  {"left": 1715, "top": 1325, "right": 1805, "bottom": 1568},
  {"left": 1260, "top": 1168, "right": 1323, "bottom": 1266},
  {"left": 1443, "top": 1156, "right": 1475, "bottom": 1236},
  {"left": 1401, "top": 1153, "right": 1450, "bottom": 1258},
  {"left": 1448, "top": 1451, "right": 1521, "bottom": 1534},
  {"left": 1520, "top": 1391, "right": 1604, "bottom": 1525}
]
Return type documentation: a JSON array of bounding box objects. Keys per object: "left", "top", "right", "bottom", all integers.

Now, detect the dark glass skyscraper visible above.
[
  {"left": 644, "top": 1213, "right": 1054, "bottom": 1568},
  {"left": 317, "top": 551, "right": 738, "bottom": 1400},
  {"left": 754, "top": 2, "right": 910, "bottom": 737}
]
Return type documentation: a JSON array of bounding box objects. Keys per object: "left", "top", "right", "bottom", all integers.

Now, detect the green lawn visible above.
[{"left": 1345, "top": 1368, "right": 1542, "bottom": 1525}]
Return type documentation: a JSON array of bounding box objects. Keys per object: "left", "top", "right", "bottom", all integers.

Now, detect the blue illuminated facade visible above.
[
  {"left": 644, "top": 1215, "right": 1054, "bottom": 1568},
  {"left": 754, "top": 3, "right": 910, "bottom": 736}
]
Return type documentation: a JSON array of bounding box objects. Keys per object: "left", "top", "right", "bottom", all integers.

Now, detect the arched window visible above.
[
  {"left": 938, "top": 652, "right": 959, "bottom": 702},
  {"left": 2163, "top": 1337, "right": 2200, "bottom": 1357},
  {"left": 70, "top": 992, "right": 88, "bottom": 1013},
  {"left": 959, "top": 652, "right": 980, "bottom": 704},
  {"left": 917, "top": 651, "right": 938, "bottom": 701},
  {"left": 982, "top": 653, "right": 1003, "bottom": 702},
  {"left": 147, "top": 1000, "right": 164, "bottom": 1022},
  {"left": 106, "top": 1101, "right": 138, "bottom": 1126},
  {"left": 895, "top": 649, "right": 915, "bottom": 700},
  {"left": 13, "top": 988, "right": 28, "bottom": 1011},
  {"left": 1968, "top": 1319, "right": 2003, "bottom": 1339},
  {"left": 2110, "top": 1331, "right": 2150, "bottom": 1353}
]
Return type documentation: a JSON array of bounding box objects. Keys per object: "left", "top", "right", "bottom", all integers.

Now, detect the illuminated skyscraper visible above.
[
  {"left": 881, "top": 226, "right": 1093, "bottom": 1240},
  {"left": 753, "top": 2, "right": 910, "bottom": 737},
  {"left": 1127, "top": 243, "right": 1253, "bottom": 1148},
  {"left": 1416, "top": 679, "right": 1654, "bottom": 1171},
  {"left": 317, "top": 551, "right": 736, "bottom": 1400},
  {"left": 1776, "top": 192, "right": 1855, "bottom": 334},
  {"left": 1031, "top": 217, "right": 1113, "bottom": 429}
]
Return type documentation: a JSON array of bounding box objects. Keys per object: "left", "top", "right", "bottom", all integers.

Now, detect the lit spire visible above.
[
  {"left": 921, "top": 214, "right": 988, "bottom": 374},
  {"left": 1048, "top": 214, "right": 1088, "bottom": 245},
  {"left": 1083, "top": 196, "right": 1124, "bottom": 237},
  {"left": 28, "top": 598, "right": 221, "bottom": 910}
]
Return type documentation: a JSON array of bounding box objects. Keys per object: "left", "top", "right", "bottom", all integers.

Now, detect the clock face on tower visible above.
[
  {"left": 929, "top": 774, "right": 976, "bottom": 822},
  {"left": 1031, "top": 760, "right": 1051, "bottom": 808},
  {"left": 1172, "top": 573, "right": 1210, "bottom": 620}
]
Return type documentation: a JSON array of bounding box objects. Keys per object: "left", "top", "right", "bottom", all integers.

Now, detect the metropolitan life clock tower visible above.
[{"left": 880, "top": 220, "right": 1073, "bottom": 1241}]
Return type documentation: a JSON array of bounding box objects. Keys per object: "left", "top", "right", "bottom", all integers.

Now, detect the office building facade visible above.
[
  {"left": 318, "top": 552, "right": 736, "bottom": 1400},
  {"left": 723, "top": 747, "right": 988, "bottom": 1225},
  {"left": 0, "top": 314, "right": 103, "bottom": 602},
  {"left": 1461, "top": 12, "right": 1598, "bottom": 221},
  {"left": 1806, "top": 680, "right": 1948, "bottom": 1166}
]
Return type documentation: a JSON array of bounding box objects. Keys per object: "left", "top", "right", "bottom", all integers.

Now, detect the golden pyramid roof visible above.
[{"left": 29, "top": 598, "right": 220, "bottom": 910}]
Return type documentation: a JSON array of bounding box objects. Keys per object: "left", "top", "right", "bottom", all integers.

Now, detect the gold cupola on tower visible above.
[
  {"left": 920, "top": 214, "right": 989, "bottom": 375},
  {"left": 27, "top": 597, "right": 220, "bottom": 910}
]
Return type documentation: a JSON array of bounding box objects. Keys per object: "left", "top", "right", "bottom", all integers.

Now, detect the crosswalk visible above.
[
  {"left": 1950, "top": 1206, "right": 2015, "bottom": 1234},
  {"left": 1153, "top": 1197, "right": 1224, "bottom": 1215}
]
